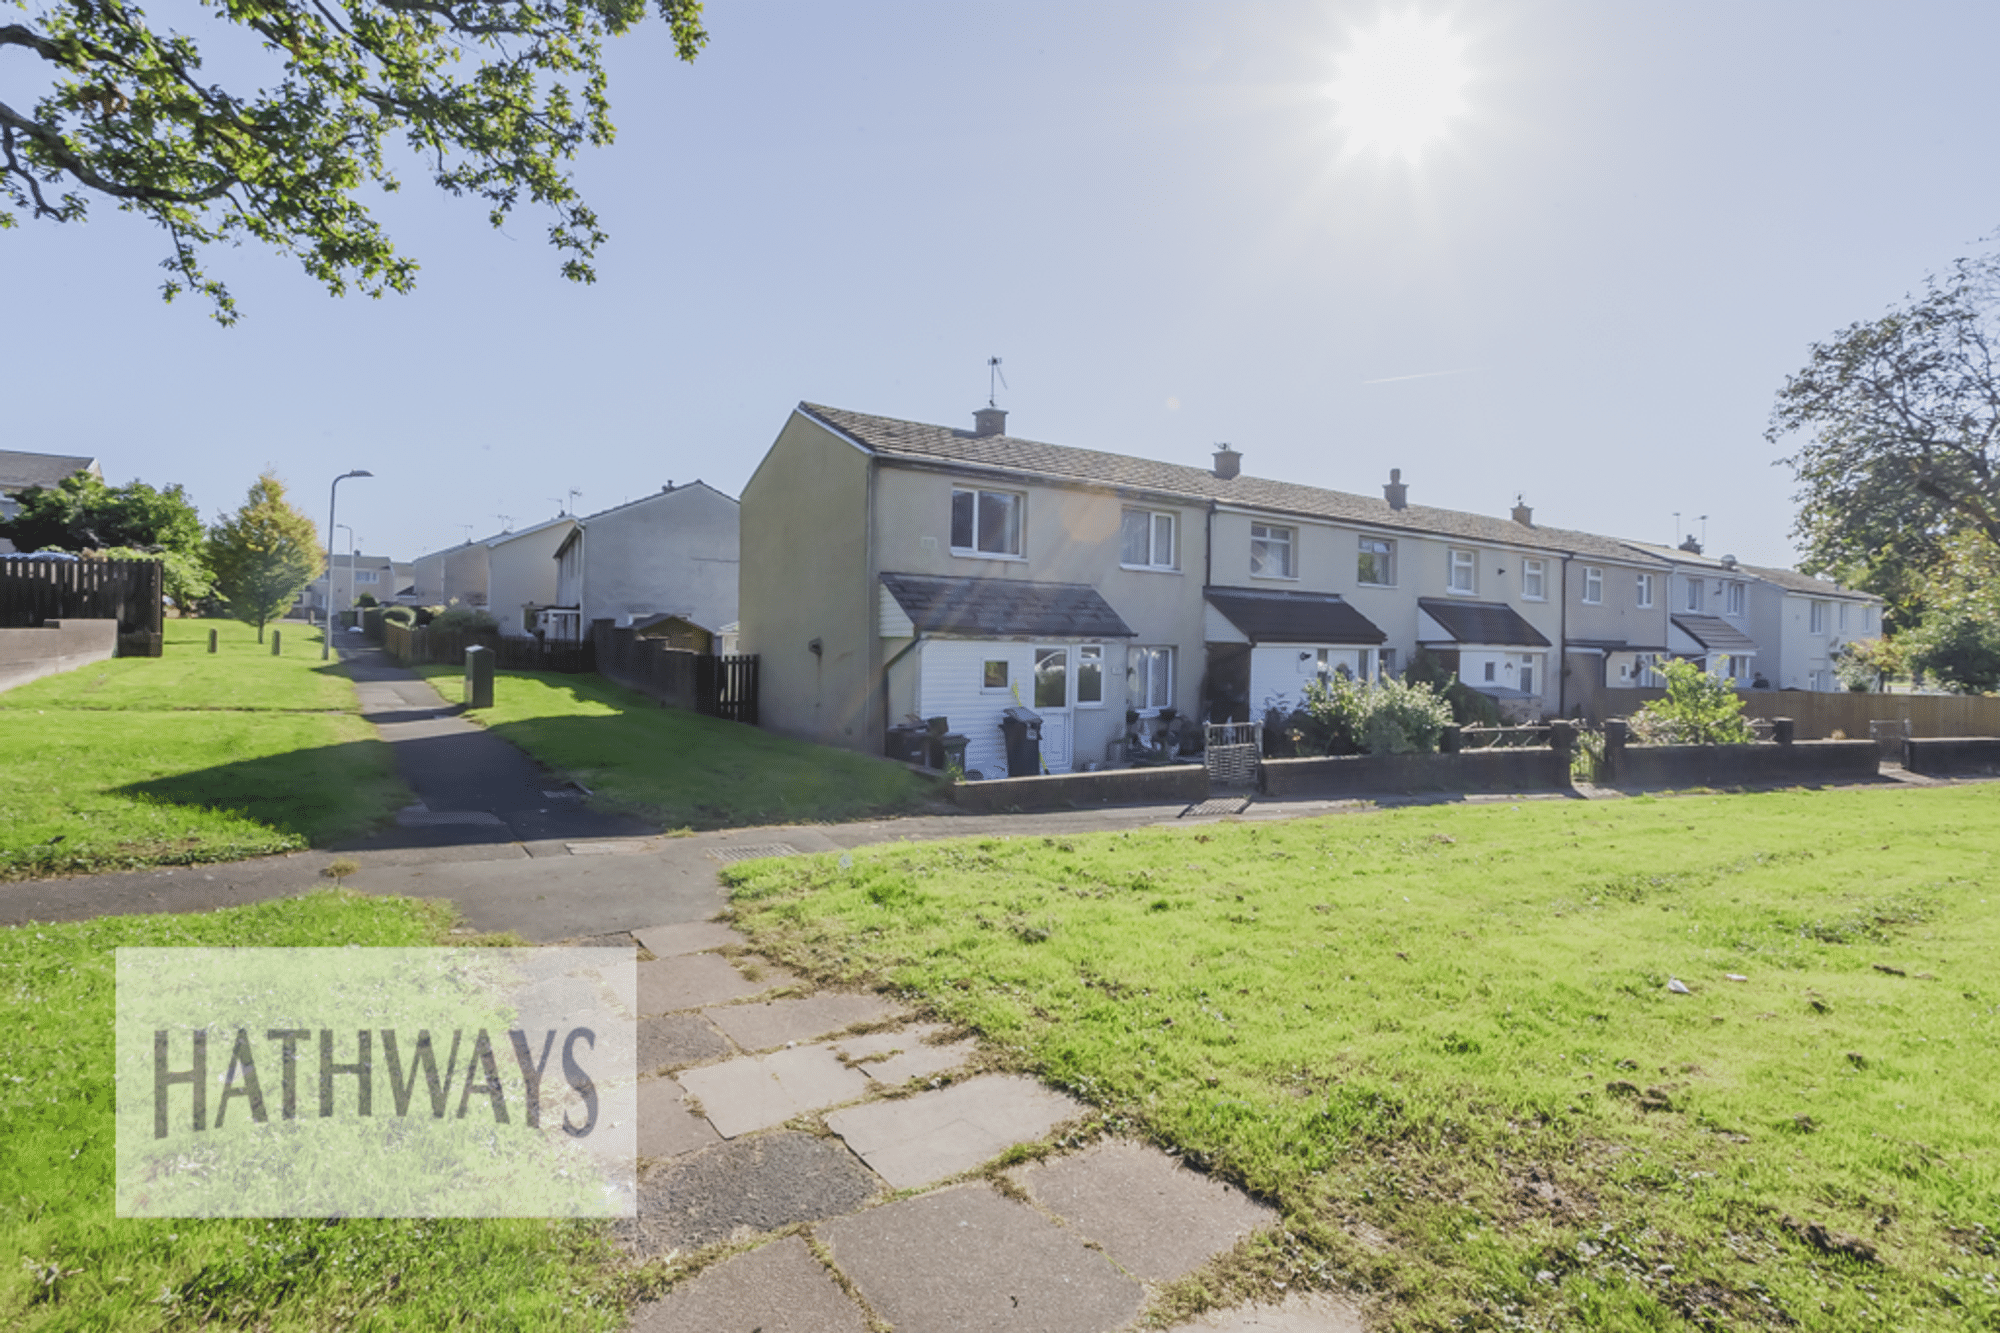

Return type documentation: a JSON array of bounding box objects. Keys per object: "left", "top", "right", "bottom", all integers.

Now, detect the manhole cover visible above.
[
  {"left": 1181, "top": 797, "right": 1251, "bottom": 819},
  {"left": 707, "top": 843, "right": 801, "bottom": 864}
]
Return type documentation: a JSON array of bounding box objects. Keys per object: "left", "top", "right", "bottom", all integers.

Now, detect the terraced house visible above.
[{"left": 739, "top": 404, "right": 1878, "bottom": 775}]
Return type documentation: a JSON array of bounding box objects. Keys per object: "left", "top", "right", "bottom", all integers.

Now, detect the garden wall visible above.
[
  {"left": 0, "top": 618, "right": 118, "bottom": 694},
  {"left": 1902, "top": 738, "right": 2000, "bottom": 778},
  {"left": 1602, "top": 737, "right": 1878, "bottom": 788},
  {"left": 1261, "top": 748, "right": 1572, "bottom": 798},
  {"left": 1601, "top": 688, "right": 2000, "bottom": 739},
  {"left": 946, "top": 764, "right": 1209, "bottom": 814}
]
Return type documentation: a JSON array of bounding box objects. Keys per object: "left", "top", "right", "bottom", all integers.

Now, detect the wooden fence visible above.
[
  {"left": 0, "top": 555, "right": 163, "bottom": 654},
  {"left": 591, "top": 620, "right": 759, "bottom": 725},
  {"left": 1602, "top": 687, "right": 2000, "bottom": 739},
  {"left": 381, "top": 622, "right": 593, "bottom": 673}
]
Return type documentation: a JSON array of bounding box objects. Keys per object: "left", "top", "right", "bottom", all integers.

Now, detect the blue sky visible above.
[{"left": 6, "top": 0, "right": 1997, "bottom": 568}]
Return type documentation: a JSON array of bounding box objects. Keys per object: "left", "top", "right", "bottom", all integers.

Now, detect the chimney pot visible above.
[
  {"left": 1384, "top": 469, "right": 1408, "bottom": 511},
  {"left": 1212, "top": 443, "right": 1241, "bottom": 480},
  {"left": 973, "top": 406, "right": 1008, "bottom": 438},
  {"left": 1679, "top": 534, "right": 1703, "bottom": 555},
  {"left": 1511, "top": 494, "right": 1534, "bottom": 528}
]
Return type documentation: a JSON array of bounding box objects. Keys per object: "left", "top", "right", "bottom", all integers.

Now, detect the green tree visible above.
[
  {"left": 1900, "top": 531, "right": 2000, "bottom": 693},
  {"left": 1628, "top": 658, "right": 1755, "bottom": 745},
  {"left": 1767, "top": 246, "right": 2000, "bottom": 631},
  {"left": 207, "top": 472, "right": 322, "bottom": 642},
  {"left": 0, "top": 472, "right": 213, "bottom": 610},
  {"left": 3, "top": 0, "right": 708, "bottom": 324}
]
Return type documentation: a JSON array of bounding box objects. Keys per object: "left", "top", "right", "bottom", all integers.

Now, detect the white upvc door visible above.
[{"left": 1033, "top": 646, "right": 1074, "bottom": 773}]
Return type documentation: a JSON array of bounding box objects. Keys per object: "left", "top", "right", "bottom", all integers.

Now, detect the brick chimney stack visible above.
[
  {"left": 1511, "top": 495, "right": 1534, "bottom": 527},
  {"left": 1212, "top": 444, "right": 1241, "bottom": 480},
  {"left": 973, "top": 406, "right": 1007, "bottom": 438},
  {"left": 1384, "top": 468, "right": 1408, "bottom": 510}
]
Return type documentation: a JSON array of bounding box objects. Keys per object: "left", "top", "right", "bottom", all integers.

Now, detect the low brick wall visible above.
[
  {"left": 1605, "top": 739, "right": 1878, "bottom": 788},
  {"left": 1261, "top": 748, "right": 1572, "bottom": 798},
  {"left": 0, "top": 618, "right": 119, "bottom": 694},
  {"left": 946, "top": 763, "right": 1209, "bottom": 814},
  {"left": 1903, "top": 737, "right": 2000, "bottom": 777}
]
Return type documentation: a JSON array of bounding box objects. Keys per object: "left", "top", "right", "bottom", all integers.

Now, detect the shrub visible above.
[
  {"left": 1834, "top": 637, "right": 1900, "bottom": 692},
  {"left": 381, "top": 605, "right": 416, "bottom": 627},
  {"left": 1628, "top": 658, "right": 1755, "bottom": 745},
  {"left": 429, "top": 608, "right": 498, "bottom": 634},
  {"left": 1297, "top": 675, "right": 1455, "bottom": 756},
  {"left": 354, "top": 591, "right": 379, "bottom": 608},
  {"left": 1403, "top": 647, "right": 1502, "bottom": 726}
]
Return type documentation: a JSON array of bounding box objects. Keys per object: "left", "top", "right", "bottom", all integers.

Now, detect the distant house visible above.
[
  {"left": 541, "top": 483, "right": 739, "bottom": 643},
  {"left": 485, "top": 518, "right": 576, "bottom": 637},
  {"left": 0, "top": 449, "right": 102, "bottom": 553},
  {"left": 1740, "top": 564, "right": 1881, "bottom": 691},
  {"left": 301, "top": 553, "right": 415, "bottom": 616},
  {"left": 411, "top": 538, "right": 494, "bottom": 609}
]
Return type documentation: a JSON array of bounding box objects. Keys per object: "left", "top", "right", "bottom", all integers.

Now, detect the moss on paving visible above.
[{"left": 727, "top": 785, "right": 2000, "bottom": 1330}]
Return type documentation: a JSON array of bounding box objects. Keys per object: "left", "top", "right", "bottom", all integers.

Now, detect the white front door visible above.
[{"left": 1034, "top": 646, "right": 1073, "bottom": 773}]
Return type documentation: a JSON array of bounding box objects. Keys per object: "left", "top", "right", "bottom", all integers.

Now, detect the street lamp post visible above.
[{"left": 324, "top": 470, "right": 373, "bottom": 660}]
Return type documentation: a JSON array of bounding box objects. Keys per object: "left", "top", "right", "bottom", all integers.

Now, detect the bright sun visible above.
[{"left": 1328, "top": 12, "right": 1471, "bottom": 160}]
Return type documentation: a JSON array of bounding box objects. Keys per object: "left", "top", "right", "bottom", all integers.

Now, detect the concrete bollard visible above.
[
  {"left": 465, "top": 644, "right": 494, "bottom": 709},
  {"left": 271, "top": 629, "right": 282, "bottom": 656},
  {"left": 208, "top": 628, "right": 218, "bottom": 653}
]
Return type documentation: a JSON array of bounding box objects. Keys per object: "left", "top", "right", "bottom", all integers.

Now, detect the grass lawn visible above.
[
  {"left": 0, "top": 620, "right": 409, "bottom": 879},
  {"left": 420, "top": 667, "right": 936, "bottom": 829},
  {"left": 0, "top": 892, "right": 632, "bottom": 1331},
  {"left": 726, "top": 785, "right": 2000, "bottom": 1331}
]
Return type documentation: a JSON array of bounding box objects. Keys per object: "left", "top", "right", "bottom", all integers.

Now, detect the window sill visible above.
[
  {"left": 1522, "top": 595, "right": 1548, "bottom": 603},
  {"left": 1119, "top": 564, "right": 1181, "bottom": 574},
  {"left": 1444, "top": 587, "right": 1479, "bottom": 597},
  {"left": 1355, "top": 580, "right": 1396, "bottom": 590},
  {"left": 1249, "top": 571, "right": 1300, "bottom": 582},
  {"left": 949, "top": 549, "right": 1027, "bottom": 563},
  {"left": 1580, "top": 599, "right": 1603, "bottom": 607}
]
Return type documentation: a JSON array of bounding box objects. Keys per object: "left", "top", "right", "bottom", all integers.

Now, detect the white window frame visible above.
[
  {"left": 1250, "top": 523, "right": 1296, "bottom": 580},
  {"left": 1120, "top": 508, "right": 1177, "bottom": 571},
  {"left": 950, "top": 486, "right": 1025, "bottom": 559},
  {"left": 1522, "top": 558, "right": 1547, "bottom": 601},
  {"left": 1636, "top": 572, "right": 1654, "bottom": 608},
  {"left": 1128, "top": 645, "right": 1175, "bottom": 714},
  {"left": 1357, "top": 536, "right": 1396, "bottom": 587},
  {"left": 1447, "top": 548, "right": 1477, "bottom": 595},
  {"left": 1726, "top": 582, "right": 1745, "bottom": 617},
  {"left": 1076, "top": 644, "right": 1105, "bottom": 707},
  {"left": 982, "top": 659, "right": 1011, "bottom": 693},
  {"left": 354, "top": 569, "right": 379, "bottom": 584},
  {"left": 1810, "top": 600, "right": 1828, "bottom": 634},
  {"left": 1582, "top": 566, "right": 1603, "bottom": 604},
  {"left": 1684, "top": 577, "right": 1703, "bottom": 613},
  {"left": 1839, "top": 603, "right": 1850, "bottom": 632}
]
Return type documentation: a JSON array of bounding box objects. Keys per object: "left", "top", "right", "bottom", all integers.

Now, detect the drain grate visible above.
[
  {"left": 707, "top": 842, "right": 801, "bottom": 864},
  {"left": 1180, "top": 797, "right": 1251, "bottom": 819}
]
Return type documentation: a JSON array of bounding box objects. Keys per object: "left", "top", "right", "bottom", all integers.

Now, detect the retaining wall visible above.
[
  {"left": 0, "top": 618, "right": 119, "bottom": 694},
  {"left": 1902, "top": 737, "right": 2000, "bottom": 778},
  {"left": 1261, "top": 748, "right": 1572, "bottom": 799},
  {"left": 1603, "top": 738, "right": 1878, "bottom": 788},
  {"left": 946, "top": 764, "right": 1209, "bottom": 814}
]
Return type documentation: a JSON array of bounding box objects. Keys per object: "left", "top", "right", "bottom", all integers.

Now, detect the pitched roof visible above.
[
  {"left": 1416, "top": 598, "right": 1552, "bottom": 647},
  {"left": 800, "top": 404, "right": 1668, "bottom": 564},
  {"left": 0, "top": 450, "right": 99, "bottom": 493},
  {"left": 880, "top": 572, "right": 1135, "bottom": 638},
  {"left": 1672, "top": 615, "right": 1759, "bottom": 653},
  {"left": 1738, "top": 563, "right": 1878, "bottom": 600},
  {"left": 1205, "top": 587, "right": 1386, "bottom": 645}
]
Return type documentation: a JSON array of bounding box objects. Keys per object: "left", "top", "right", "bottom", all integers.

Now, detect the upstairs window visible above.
[
  {"left": 1448, "top": 548, "right": 1476, "bottom": 594},
  {"left": 1810, "top": 600, "right": 1828, "bottom": 634},
  {"left": 1121, "top": 509, "right": 1176, "bottom": 570},
  {"left": 1251, "top": 524, "right": 1296, "bottom": 578},
  {"left": 950, "top": 487, "right": 1023, "bottom": 557},
  {"left": 1838, "top": 603, "right": 1850, "bottom": 632},
  {"left": 1582, "top": 566, "right": 1603, "bottom": 604},
  {"left": 1684, "top": 578, "right": 1703, "bottom": 612},
  {"left": 1522, "top": 559, "right": 1547, "bottom": 600},
  {"left": 1357, "top": 536, "right": 1396, "bottom": 586},
  {"left": 354, "top": 570, "right": 379, "bottom": 584},
  {"left": 1726, "top": 581, "right": 1745, "bottom": 616},
  {"left": 1636, "top": 572, "right": 1654, "bottom": 608}
]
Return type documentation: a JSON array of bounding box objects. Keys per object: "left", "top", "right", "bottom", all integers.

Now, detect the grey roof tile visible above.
[
  {"left": 1204, "top": 587, "right": 1386, "bottom": 645},
  {"left": 880, "top": 572, "right": 1135, "bottom": 638},
  {"left": 1672, "top": 615, "right": 1760, "bottom": 653},
  {"left": 1737, "top": 563, "right": 1878, "bottom": 600},
  {"left": 0, "top": 450, "right": 98, "bottom": 493},
  {"left": 1416, "top": 598, "right": 1552, "bottom": 647},
  {"left": 800, "top": 404, "right": 1668, "bottom": 564}
]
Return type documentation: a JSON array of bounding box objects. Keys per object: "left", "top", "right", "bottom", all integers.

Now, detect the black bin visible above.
[{"left": 1000, "top": 705, "right": 1043, "bottom": 777}]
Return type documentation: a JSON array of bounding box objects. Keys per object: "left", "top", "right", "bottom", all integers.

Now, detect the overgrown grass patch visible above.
[
  {"left": 0, "top": 620, "right": 409, "bottom": 878},
  {"left": 0, "top": 892, "right": 632, "bottom": 1331},
  {"left": 420, "top": 667, "right": 936, "bottom": 829},
  {"left": 726, "top": 786, "right": 2000, "bottom": 1330}
]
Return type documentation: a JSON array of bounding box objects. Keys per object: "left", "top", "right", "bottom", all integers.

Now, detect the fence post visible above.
[
  {"left": 209, "top": 628, "right": 218, "bottom": 653},
  {"left": 1772, "top": 717, "right": 1795, "bottom": 746},
  {"left": 270, "top": 629, "right": 281, "bottom": 656},
  {"left": 1440, "top": 724, "right": 1462, "bottom": 754},
  {"left": 1547, "top": 719, "right": 1575, "bottom": 761},
  {"left": 1603, "top": 718, "right": 1628, "bottom": 783}
]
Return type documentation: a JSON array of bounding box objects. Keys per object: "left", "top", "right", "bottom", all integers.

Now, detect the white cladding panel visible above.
[
  {"left": 917, "top": 639, "right": 1034, "bottom": 780},
  {"left": 879, "top": 585, "right": 915, "bottom": 638},
  {"left": 1249, "top": 645, "right": 1366, "bottom": 717}
]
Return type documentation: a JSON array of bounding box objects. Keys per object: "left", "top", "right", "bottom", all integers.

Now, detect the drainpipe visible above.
[
  {"left": 863, "top": 455, "right": 879, "bottom": 742},
  {"left": 1557, "top": 555, "right": 1569, "bottom": 717}
]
